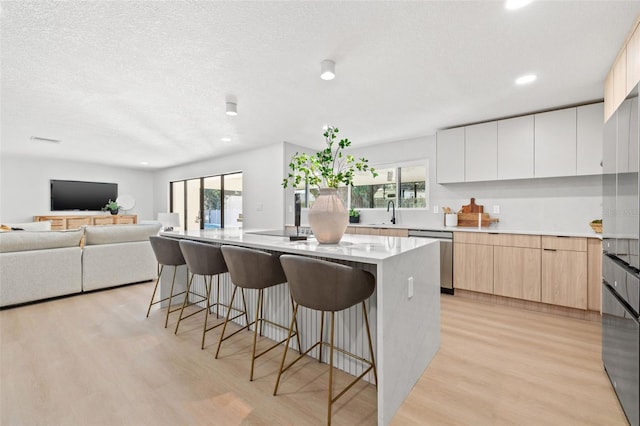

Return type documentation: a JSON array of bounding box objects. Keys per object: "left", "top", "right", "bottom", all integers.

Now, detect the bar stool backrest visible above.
[
  {"left": 149, "top": 236, "right": 186, "bottom": 267},
  {"left": 179, "top": 240, "right": 227, "bottom": 276},
  {"left": 280, "top": 255, "right": 375, "bottom": 312},
  {"left": 220, "top": 245, "right": 286, "bottom": 289}
]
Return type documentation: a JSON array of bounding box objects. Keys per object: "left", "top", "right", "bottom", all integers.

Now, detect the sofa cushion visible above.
[
  {"left": 84, "top": 223, "right": 161, "bottom": 245},
  {"left": 0, "top": 229, "right": 83, "bottom": 253}
]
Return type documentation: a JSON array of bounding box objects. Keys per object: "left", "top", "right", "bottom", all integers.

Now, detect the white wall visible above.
[
  {"left": 291, "top": 134, "right": 602, "bottom": 234},
  {"left": 152, "top": 142, "right": 285, "bottom": 230},
  {"left": 0, "top": 154, "right": 155, "bottom": 223}
]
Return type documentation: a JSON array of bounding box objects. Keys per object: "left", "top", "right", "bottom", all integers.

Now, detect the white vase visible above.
[{"left": 308, "top": 188, "right": 348, "bottom": 244}]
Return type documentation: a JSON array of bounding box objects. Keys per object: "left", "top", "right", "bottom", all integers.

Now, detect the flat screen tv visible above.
[{"left": 50, "top": 180, "right": 118, "bottom": 211}]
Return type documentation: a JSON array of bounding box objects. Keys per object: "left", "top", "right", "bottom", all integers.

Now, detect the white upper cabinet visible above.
[
  {"left": 535, "top": 108, "right": 577, "bottom": 178},
  {"left": 435, "top": 102, "right": 604, "bottom": 184},
  {"left": 497, "top": 115, "right": 534, "bottom": 180},
  {"left": 436, "top": 127, "right": 465, "bottom": 183},
  {"left": 465, "top": 121, "right": 498, "bottom": 182},
  {"left": 577, "top": 103, "right": 604, "bottom": 175}
]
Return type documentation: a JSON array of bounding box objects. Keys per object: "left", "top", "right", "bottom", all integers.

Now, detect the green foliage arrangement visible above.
[
  {"left": 102, "top": 199, "right": 120, "bottom": 212},
  {"left": 282, "top": 126, "right": 378, "bottom": 189},
  {"left": 349, "top": 208, "right": 360, "bottom": 217}
]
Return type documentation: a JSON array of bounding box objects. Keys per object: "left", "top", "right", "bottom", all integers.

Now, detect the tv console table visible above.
[{"left": 34, "top": 214, "right": 137, "bottom": 230}]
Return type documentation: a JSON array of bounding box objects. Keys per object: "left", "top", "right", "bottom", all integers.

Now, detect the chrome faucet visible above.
[{"left": 387, "top": 200, "right": 396, "bottom": 224}]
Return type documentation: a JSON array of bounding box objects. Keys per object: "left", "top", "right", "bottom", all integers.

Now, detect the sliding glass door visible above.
[{"left": 170, "top": 172, "right": 243, "bottom": 230}]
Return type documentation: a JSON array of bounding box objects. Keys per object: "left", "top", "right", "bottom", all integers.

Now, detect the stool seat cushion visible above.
[
  {"left": 221, "top": 245, "right": 286, "bottom": 289},
  {"left": 149, "top": 236, "right": 186, "bottom": 266},
  {"left": 179, "top": 240, "right": 227, "bottom": 276},
  {"left": 280, "top": 255, "right": 375, "bottom": 312}
]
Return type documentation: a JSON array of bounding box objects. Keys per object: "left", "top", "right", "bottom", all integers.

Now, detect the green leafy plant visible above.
[
  {"left": 102, "top": 199, "right": 120, "bottom": 212},
  {"left": 349, "top": 208, "right": 360, "bottom": 217},
  {"left": 282, "top": 126, "right": 378, "bottom": 189}
]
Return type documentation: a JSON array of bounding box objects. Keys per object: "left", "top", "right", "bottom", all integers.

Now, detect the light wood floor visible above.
[{"left": 0, "top": 282, "right": 628, "bottom": 425}]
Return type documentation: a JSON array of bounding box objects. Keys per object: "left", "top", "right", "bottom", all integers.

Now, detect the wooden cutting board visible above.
[
  {"left": 461, "top": 198, "right": 483, "bottom": 213},
  {"left": 457, "top": 213, "right": 499, "bottom": 227}
]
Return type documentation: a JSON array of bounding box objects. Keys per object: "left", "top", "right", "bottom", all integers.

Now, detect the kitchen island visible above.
[{"left": 159, "top": 229, "right": 440, "bottom": 425}]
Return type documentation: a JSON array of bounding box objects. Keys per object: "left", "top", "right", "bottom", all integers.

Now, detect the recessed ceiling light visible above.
[
  {"left": 140, "top": 161, "right": 149, "bottom": 165},
  {"left": 221, "top": 137, "right": 231, "bottom": 142},
  {"left": 515, "top": 74, "right": 537, "bottom": 85},
  {"left": 320, "top": 59, "right": 335, "bottom": 80},
  {"left": 225, "top": 102, "right": 238, "bottom": 116},
  {"left": 505, "top": 0, "right": 533, "bottom": 10}
]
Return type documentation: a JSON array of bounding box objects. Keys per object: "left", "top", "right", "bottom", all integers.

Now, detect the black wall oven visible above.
[{"left": 602, "top": 84, "right": 639, "bottom": 426}]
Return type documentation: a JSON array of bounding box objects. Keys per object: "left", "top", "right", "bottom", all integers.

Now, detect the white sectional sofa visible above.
[
  {"left": 0, "top": 223, "right": 161, "bottom": 307},
  {"left": 82, "top": 224, "right": 161, "bottom": 291},
  {"left": 0, "top": 229, "right": 84, "bottom": 307}
]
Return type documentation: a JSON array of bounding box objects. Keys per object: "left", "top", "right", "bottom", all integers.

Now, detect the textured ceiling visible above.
[{"left": 2, "top": 1, "right": 639, "bottom": 169}]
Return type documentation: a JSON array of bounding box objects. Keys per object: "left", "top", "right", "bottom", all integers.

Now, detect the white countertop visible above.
[
  {"left": 160, "top": 228, "right": 436, "bottom": 264},
  {"left": 346, "top": 222, "right": 602, "bottom": 239}
]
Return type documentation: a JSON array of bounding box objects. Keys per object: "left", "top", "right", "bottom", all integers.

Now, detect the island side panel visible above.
[{"left": 377, "top": 241, "right": 440, "bottom": 425}]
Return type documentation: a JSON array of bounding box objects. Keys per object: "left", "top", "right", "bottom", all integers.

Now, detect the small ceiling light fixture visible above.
[
  {"left": 140, "top": 161, "right": 149, "bottom": 166},
  {"left": 320, "top": 59, "right": 335, "bottom": 80},
  {"left": 505, "top": 0, "right": 533, "bottom": 10},
  {"left": 515, "top": 74, "right": 537, "bottom": 85},
  {"left": 225, "top": 102, "right": 238, "bottom": 116},
  {"left": 220, "top": 137, "right": 231, "bottom": 142}
]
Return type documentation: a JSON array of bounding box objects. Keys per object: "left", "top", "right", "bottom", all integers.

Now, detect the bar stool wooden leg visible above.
[
  {"left": 215, "top": 285, "right": 239, "bottom": 359},
  {"left": 200, "top": 275, "right": 213, "bottom": 349},
  {"left": 362, "top": 300, "right": 378, "bottom": 385},
  {"left": 328, "top": 311, "right": 335, "bottom": 426},
  {"left": 164, "top": 266, "right": 179, "bottom": 328},
  {"left": 146, "top": 264, "right": 163, "bottom": 318},
  {"left": 174, "top": 273, "right": 196, "bottom": 334}
]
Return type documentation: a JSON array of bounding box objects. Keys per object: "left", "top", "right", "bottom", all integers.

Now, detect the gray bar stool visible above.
[
  {"left": 217, "top": 245, "right": 301, "bottom": 381},
  {"left": 175, "top": 240, "right": 247, "bottom": 349},
  {"left": 274, "top": 255, "right": 378, "bottom": 426},
  {"left": 146, "top": 236, "right": 188, "bottom": 328}
]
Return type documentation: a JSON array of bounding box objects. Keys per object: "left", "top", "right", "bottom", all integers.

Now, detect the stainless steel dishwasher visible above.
[{"left": 408, "top": 229, "right": 453, "bottom": 294}]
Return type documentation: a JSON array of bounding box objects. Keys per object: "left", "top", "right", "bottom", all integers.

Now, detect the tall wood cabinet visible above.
[{"left": 34, "top": 214, "right": 137, "bottom": 230}]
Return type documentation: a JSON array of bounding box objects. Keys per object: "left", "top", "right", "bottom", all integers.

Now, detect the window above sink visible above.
[{"left": 295, "top": 160, "right": 429, "bottom": 211}]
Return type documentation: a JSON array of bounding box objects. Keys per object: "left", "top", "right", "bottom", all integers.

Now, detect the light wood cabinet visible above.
[
  {"left": 627, "top": 23, "right": 640, "bottom": 95},
  {"left": 340, "top": 226, "right": 408, "bottom": 237},
  {"left": 464, "top": 121, "right": 497, "bottom": 182},
  {"left": 605, "top": 17, "right": 640, "bottom": 120},
  {"left": 613, "top": 48, "right": 628, "bottom": 114},
  {"left": 497, "top": 115, "right": 534, "bottom": 180},
  {"left": 436, "top": 127, "right": 465, "bottom": 183},
  {"left": 541, "top": 248, "right": 587, "bottom": 309},
  {"left": 34, "top": 215, "right": 138, "bottom": 230},
  {"left": 494, "top": 246, "right": 541, "bottom": 302},
  {"left": 541, "top": 236, "right": 587, "bottom": 309},
  {"left": 454, "top": 232, "right": 597, "bottom": 311},
  {"left": 534, "top": 108, "right": 577, "bottom": 178},
  {"left": 587, "top": 239, "right": 602, "bottom": 312},
  {"left": 454, "top": 241, "right": 493, "bottom": 294},
  {"left": 577, "top": 103, "right": 604, "bottom": 175}
]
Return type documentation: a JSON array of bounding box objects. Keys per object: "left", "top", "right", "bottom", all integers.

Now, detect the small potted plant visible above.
[
  {"left": 102, "top": 199, "right": 120, "bottom": 215},
  {"left": 349, "top": 208, "right": 360, "bottom": 224}
]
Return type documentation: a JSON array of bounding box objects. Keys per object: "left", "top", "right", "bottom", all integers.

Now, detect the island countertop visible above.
[{"left": 161, "top": 228, "right": 436, "bottom": 264}]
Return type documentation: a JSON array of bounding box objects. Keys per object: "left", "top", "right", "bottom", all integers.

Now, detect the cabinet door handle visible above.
[{"left": 544, "top": 248, "right": 557, "bottom": 252}]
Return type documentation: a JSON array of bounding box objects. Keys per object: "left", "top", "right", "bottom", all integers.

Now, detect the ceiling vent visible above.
[{"left": 30, "top": 136, "right": 61, "bottom": 143}]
